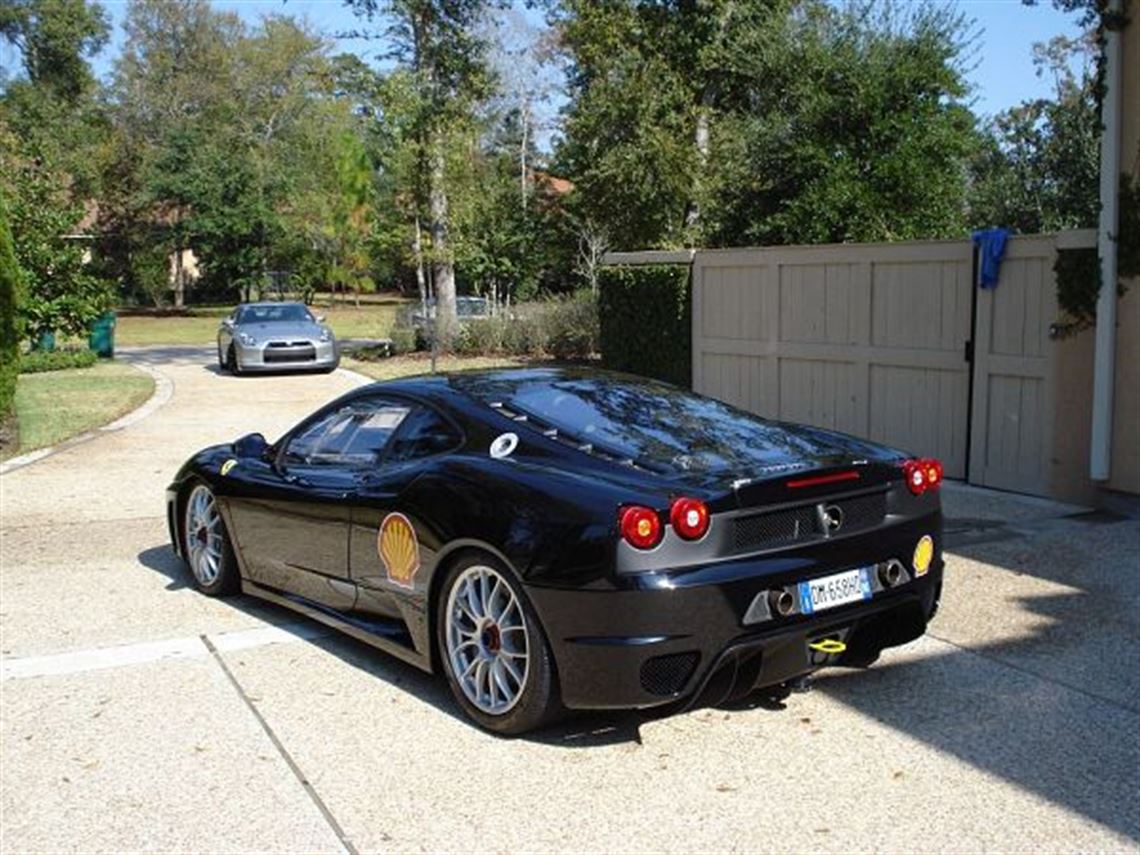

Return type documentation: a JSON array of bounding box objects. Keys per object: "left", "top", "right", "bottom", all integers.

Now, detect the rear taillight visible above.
[
  {"left": 620, "top": 505, "right": 663, "bottom": 549},
  {"left": 669, "top": 497, "right": 710, "bottom": 541},
  {"left": 902, "top": 458, "right": 943, "bottom": 495}
]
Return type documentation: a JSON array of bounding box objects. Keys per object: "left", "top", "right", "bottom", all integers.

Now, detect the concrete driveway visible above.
[{"left": 1, "top": 346, "right": 1137, "bottom": 853}]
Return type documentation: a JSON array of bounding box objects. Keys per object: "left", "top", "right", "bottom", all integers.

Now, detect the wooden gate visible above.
[
  {"left": 684, "top": 233, "right": 1092, "bottom": 494},
  {"left": 691, "top": 241, "right": 974, "bottom": 478},
  {"left": 967, "top": 235, "right": 1059, "bottom": 494}
]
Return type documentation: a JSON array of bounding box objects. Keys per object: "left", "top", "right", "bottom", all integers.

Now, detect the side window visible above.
[
  {"left": 386, "top": 406, "right": 462, "bottom": 463},
  {"left": 283, "top": 399, "right": 411, "bottom": 468}
]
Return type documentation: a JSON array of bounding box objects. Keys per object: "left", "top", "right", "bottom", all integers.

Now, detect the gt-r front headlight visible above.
[
  {"left": 238, "top": 332, "right": 257, "bottom": 346},
  {"left": 319, "top": 327, "right": 332, "bottom": 342}
]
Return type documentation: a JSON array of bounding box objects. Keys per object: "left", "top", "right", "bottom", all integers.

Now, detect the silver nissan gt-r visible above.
[{"left": 217, "top": 302, "right": 339, "bottom": 375}]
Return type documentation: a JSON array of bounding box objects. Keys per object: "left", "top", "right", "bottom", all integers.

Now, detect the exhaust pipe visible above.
[
  {"left": 879, "top": 560, "right": 904, "bottom": 588},
  {"left": 769, "top": 589, "right": 795, "bottom": 617}
]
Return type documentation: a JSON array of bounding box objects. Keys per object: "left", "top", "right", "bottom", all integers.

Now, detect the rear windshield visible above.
[
  {"left": 238, "top": 304, "right": 313, "bottom": 324},
  {"left": 452, "top": 369, "right": 848, "bottom": 475}
]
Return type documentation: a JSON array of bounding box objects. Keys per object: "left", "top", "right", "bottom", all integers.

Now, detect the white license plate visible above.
[{"left": 798, "top": 567, "right": 872, "bottom": 615}]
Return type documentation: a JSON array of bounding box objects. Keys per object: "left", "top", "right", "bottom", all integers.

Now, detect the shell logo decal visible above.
[{"left": 378, "top": 512, "right": 420, "bottom": 589}]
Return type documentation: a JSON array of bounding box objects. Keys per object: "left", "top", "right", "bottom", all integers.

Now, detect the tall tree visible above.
[
  {"left": 969, "top": 32, "right": 1100, "bottom": 233},
  {"left": 110, "top": 0, "right": 242, "bottom": 305},
  {"left": 344, "top": 0, "right": 500, "bottom": 345},
  {"left": 109, "top": 2, "right": 353, "bottom": 305},
  {"left": 331, "top": 128, "right": 377, "bottom": 305},
  {"left": 554, "top": 0, "right": 979, "bottom": 249},
  {"left": 0, "top": 121, "right": 112, "bottom": 343},
  {"left": 0, "top": 0, "right": 109, "bottom": 100},
  {"left": 1, "top": 0, "right": 112, "bottom": 338}
]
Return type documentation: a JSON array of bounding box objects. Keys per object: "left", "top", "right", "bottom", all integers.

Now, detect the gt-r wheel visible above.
[
  {"left": 217, "top": 344, "right": 225, "bottom": 371},
  {"left": 182, "top": 483, "right": 239, "bottom": 596},
  {"left": 437, "top": 555, "right": 559, "bottom": 735},
  {"left": 225, "top": 344, "right": 240, "bottom": 376}
]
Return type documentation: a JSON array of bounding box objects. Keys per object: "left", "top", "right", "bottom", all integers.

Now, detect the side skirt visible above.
[{"left": 240, "top": 579, "right": 434, "bottom": 674}]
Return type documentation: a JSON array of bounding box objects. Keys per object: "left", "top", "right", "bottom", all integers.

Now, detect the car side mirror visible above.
[
  {"left": 222, "top": 318, "right": 234, "bottom": 328},
  {"left": 315, "top": 314, "right": 326, "bottom": 324},
  {"left": 233, "top": 432, "right": 269, "bottom": 459}
]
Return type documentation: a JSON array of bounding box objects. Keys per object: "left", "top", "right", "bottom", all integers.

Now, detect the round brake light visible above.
[
  {"left": 619, "top": 505, "right": 662, "bottom": 550},
  {"left": 902, "top": 458, "right": 943, "bottom": 495},
  {"left": 670, "top": 497, "right": 710, "bottom": 541}
]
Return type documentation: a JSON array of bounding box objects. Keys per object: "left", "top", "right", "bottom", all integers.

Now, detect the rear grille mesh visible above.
[
  {"left": 640, "top": 652, "right": 700, "bottom": 696},
  {"left": 731, "top": 491, "right": 887, "bottom": 553},
  {"left": 733, "top": 505, "right": 817, "bottom": 549}
]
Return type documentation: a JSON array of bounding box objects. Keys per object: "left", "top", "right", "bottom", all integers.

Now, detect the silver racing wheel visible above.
[
  {"left": 445, "top": 564, "right": 530, "bottom": 714},
  {"left": 437, "top": 554, "right": 558, "bottom": 734},
  {"left": 182, "top": 483, "right": 238, "bottom": 595}
]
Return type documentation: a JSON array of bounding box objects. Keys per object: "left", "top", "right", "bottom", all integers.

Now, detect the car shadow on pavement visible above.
[
  {"left": 817, "top": 513, "right": 1140, "bottom": 845},
  {"left": 137, "top": 542, "right": 682, "bottom": 746},
  {"left": 816, "top": 622, "right": 1140, "bottom": 844}
]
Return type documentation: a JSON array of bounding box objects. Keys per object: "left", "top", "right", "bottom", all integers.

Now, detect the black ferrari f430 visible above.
[{"left": 167, "top": 368, "right": 944, "bottom": 734}]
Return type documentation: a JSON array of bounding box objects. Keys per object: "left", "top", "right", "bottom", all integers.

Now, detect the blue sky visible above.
[{"left": 4, "top": 0, "right": 1089, "bottom": 143}]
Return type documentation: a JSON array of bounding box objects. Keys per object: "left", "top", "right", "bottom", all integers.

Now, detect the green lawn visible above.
[
  {"left": 3, "top": 361, "right": 155, "bottom": 460},
  {"left": 344, "top": 354, "right": 528, "bottom": 382},
  {"left": 116, "top": 299, "right": 407, "bottom": 347}
]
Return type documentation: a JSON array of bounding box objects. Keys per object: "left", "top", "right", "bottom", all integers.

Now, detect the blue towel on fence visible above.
[{"left": 972, "top": 228, "right": 1011, "bottom": 289}]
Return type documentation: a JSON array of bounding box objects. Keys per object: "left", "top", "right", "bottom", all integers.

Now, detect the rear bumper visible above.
[{"left": 526, "top": 514, "right": 942, "bottom": 710}]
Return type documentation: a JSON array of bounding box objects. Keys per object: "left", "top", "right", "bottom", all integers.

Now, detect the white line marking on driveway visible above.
[{"left": 0, "top": 621, "right": 332, "bottom": 681}]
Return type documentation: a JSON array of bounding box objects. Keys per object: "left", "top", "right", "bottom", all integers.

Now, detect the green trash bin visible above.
[
  {"left": 36, "top": 330, "right": 56, "bottom": 352},
  {"left": 88, "top": 311, "right": 116, "bottom": 358}
]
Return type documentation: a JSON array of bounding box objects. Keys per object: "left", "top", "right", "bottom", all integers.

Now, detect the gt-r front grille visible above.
[
  {"left": 731, "top": 490, "right": 888, "bottom": 553},
  {"left": 640, "top": 652, "right": 700, "bottom": 696},
  {"left": 263, "top": 343, "right": 316, "bottom": 363}
]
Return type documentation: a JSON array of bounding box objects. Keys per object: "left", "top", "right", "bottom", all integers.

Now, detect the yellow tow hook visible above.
[{"left": 808, "top": 638, "right": 847, "bottom": 655}]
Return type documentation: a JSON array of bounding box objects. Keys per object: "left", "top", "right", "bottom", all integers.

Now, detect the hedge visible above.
[
  {"left": 0, "top": 199, "right": 22, "bottom": 419},
  {"left": 19, "top": 347, "right": 98, "bottom": 374},
  {"left": 598, "top": 264, "right": 691, "bottom": 387}
]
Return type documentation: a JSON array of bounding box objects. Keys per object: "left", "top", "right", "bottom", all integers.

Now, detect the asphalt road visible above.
[{"left": 1, "top": 346, "right": 1137, "bottom": 853}]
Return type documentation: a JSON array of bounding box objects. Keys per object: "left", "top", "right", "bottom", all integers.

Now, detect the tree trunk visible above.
[
  {"left": 173, "top": 246, "right": 185, "bottom": 309},
  {"left": 520, "top": 99, "right": 529, "bottom": 212},
  {"left": 413, "top": 214, "right": 427, "bottom": 305},
  {"left": 684, "top": 91, "right": 712, "bottom": 235},
  {"left": 684, "top": 1, "right": 732, "bottom": 238},
  {"left": 429, "top": 139, "right": 457, "bottom": 349}
]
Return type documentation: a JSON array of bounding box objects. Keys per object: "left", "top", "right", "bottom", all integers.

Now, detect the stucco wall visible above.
[{"left": 1109, "top": 7, "right": 1139, "bottom": 495}]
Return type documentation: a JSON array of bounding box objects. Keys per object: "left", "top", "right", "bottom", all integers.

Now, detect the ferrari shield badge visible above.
[
  {"left": 378, "top": 512, "right": 420, "bottom": 589},
  {"left": 220, "top": 459, "right": 238, "bottom": 476}
]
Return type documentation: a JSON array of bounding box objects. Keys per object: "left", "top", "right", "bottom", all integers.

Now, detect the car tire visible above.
[
  {"left": 226, "top": 344, "right": 241, "bottom": 376},
  {"left": 436, "top": 552, "right": 560, "bottom": 735},
  {"left": 182, "top": 482, "right": 240, "bottom": 596},
  {"left": 217, "top": 343, "right": 226, "bottom": 371}
]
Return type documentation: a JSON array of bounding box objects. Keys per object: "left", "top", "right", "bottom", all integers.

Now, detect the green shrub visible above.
[
  {"left": 20, "top": 347, "right": 98, "bottom": 374},
  {"left": 389, "top": 327, "right": 417, "bottom": 355},
  {"left": 456, "top": 317, "right": 507, "bottom": 356},
  {"left": 502, "top": 312, "right": 547, "bottom": 357},
  {"left": 0, "top": 198, "right": 23, "bottom": 420},
  {"left": 544, "top": 293, "right": 599, "bottom": 360},
  {"left": 598, "top": 264, "right": 691, "bottom": 386}
]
